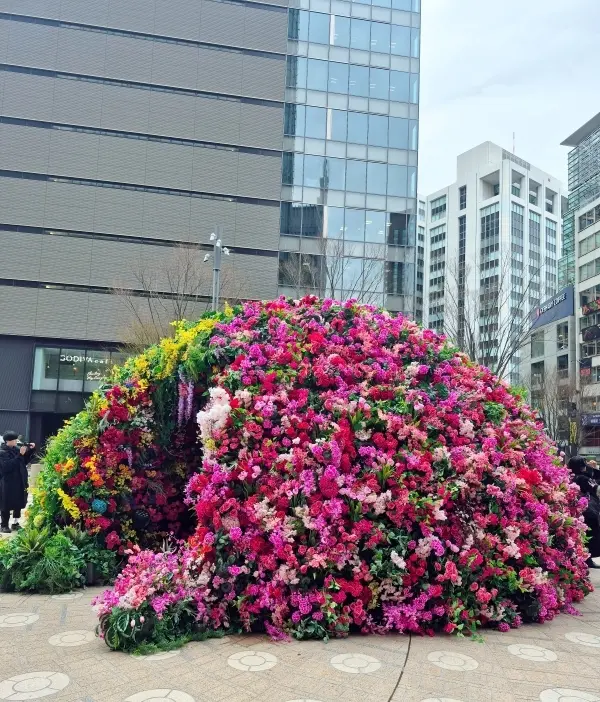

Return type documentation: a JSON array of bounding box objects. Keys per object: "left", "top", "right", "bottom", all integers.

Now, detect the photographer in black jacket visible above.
[{"left": 0, "top": 431, "right": 35, "bottom": 533}]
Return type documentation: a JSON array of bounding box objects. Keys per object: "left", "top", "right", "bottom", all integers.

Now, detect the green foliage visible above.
[
  {"left": 0, "top": 526, "right": 118, "bottom": 593},
  {"left": 99, "top": 601, "right": 224, "bottom": 653},
  {"left": 483, "top": 402, "right": 507, "bottom": 426}
]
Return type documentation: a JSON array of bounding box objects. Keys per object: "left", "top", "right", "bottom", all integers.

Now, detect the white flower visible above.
[
  {"left": 459, "top": 418, "right": 475, "bottom": 439},
  {"left": 390, "top": 550, "right": 406, "bottom": 570}
]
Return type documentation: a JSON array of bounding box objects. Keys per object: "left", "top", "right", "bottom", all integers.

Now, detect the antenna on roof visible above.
[{"left": 513, "top": 132, "right": 516, "bottom": 154}]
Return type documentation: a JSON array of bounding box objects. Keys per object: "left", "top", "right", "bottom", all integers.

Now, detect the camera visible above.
[{"left": 16, "top": 440, "right": 33, "bottom": 449}]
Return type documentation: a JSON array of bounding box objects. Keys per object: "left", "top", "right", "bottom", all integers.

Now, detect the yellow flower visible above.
[
  {"left": 224, "top": 301, "right": 234, "bottom": 317},
  {"left": 56, "top": 488, "right": 81, "bottom": 520}
]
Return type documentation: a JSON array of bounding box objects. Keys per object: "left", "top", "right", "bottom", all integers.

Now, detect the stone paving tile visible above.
[{"left": 0, "top": 571, "right": 599, "bottom": 702}]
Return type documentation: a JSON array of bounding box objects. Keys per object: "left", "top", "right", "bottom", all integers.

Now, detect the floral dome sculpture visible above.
[{"left": 27, "top": 297, "right": 593, "bottom": 648}]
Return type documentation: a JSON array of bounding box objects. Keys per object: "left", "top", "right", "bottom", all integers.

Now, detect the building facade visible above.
[
  {"left": 522, "top": 286, "right": 576, "bottom": 448},
  {"left": 423, "top": 142, "right": 565, "bottom": 385},
  {"left": 559, "top": 112, "right": 600, "bottom": 289},
  {"left": 575, "top": 194, "right": 600, "bottom": 455},
  {"left": 0, "top": 0, "right": 420, "bottom": 445}
]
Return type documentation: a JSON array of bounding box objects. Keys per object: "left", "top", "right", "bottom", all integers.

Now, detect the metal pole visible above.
[
  {"left": 211, "top": 226, "right": 222, "bottom": 312},
  {"left": 214, "top": 242, "right": 222, "bottom": 312}
]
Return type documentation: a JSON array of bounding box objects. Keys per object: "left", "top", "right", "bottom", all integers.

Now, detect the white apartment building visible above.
[{"left": 423, "top": 142, "right": 566, "bottom": 384}]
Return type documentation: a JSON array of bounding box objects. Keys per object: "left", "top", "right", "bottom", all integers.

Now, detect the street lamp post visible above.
[{"left": 203, "top": 228, "right": 230, "bottom": 312}]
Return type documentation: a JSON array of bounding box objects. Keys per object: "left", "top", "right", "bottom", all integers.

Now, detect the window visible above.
[
  {"left": 529, "top": 183, "right": 539, "bottom": 207},
  {"left": 368, "top": 114, "right": 388, "bottom": 147},
  {"left": 370, "top": 67, "right": 390, "bottom": 100},
  {"left": 279, "top": 251, "right": 299, "bottom": 285},
  {"left": 328, "top": 61, "right": 349, "bottom": 93},
  {"left": 325, "top": 157, "right": 346, "bottom": 191},
  {"left": 431, "top": 195, "right": 447, "bottom": 221},
  {"left": 579, "top": 203, "right": 600, "bottom": 232},
  {"left": 370, "top": 22, "right": 390, "bottom": 54},
  {"left": 350, "top": 18, "right": 371, "bottom": 51},
  {"left": 388, "top": 116, "right": 409, "bottom": 150},
  {"left": 387, "top": 213, "right": 414, "bottom": 246},
  {"left": 346, "top": 160, "right": 367, "bottom": 193},
  {"left": 284, "top": 103, "right": 305, "bottom": 137},
  {"left": 309, "top": 12, "right": 330, "bottom": 44},
  {"left": 481, "top": 203, "right": 500, "bottom": 244},
  {"left": 344, "top": 208, "right": 365, "bottom": 241},
  {"left": 529, "top": 211, "right": 541, "bottom": 248},
  {"left": 329, "top": 109, "right": 347, "bottom": 142},
  {"left": 367, "top": 162, "right": 387, "bottom": 195},
  {"left": 347, "top": 111, "right": 368, "bottom": 145},
  {"left": 331, "top": 15, "right": 350, "bottom": 47},
  {"left": 386, "top": 261, "right": 405, "bottom": 295},
  {"left": 579, "top": 256, "right": 600, "bottom": 283},
  {"left": 557, "top": 322, "right": 569, "bottom": 351},
  {"left": 349, "top": 64, "right": 370, "bottom": 97},
  {"left": 580, "top": 229, "right": 600, "bottom": 258},
  {"left": 512, "top": 182, "right": 521, "bottom": 198},
  {"left": 389, "top": 70, "right": 410, "bottom": 102},
  {"left": 365, "top": 211, "right": 386, "bottom": 244},
  {"left": 32, "top": 347, "right": 125, "bottom": 394},
  {"left": 304, "top": 106, "right": 326, "bottom": 139},
  {"left": 390, "top": 25, "right": 411, "bottom": 57},
  {"left": 306, "top": 58, "right": 329, "bottom": 92},
  {"left": 459, "top": 185, "right": 466, "bottom": 210},
  {"left": 387, "top": 164, "right": 407, "bottom": 198},
  {"left": 531, "top": 360, "right": 545, "bottom": 385},
  {"left": 545, "top": 190, "right": 555, "bottom": 214}
]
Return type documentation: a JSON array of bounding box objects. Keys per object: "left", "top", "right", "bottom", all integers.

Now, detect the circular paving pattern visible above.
[
  {"left": 124, "top": 692, "right": 195, "bottom": 702},
  {"left": 330, "top": 653, "right": 382, "bottom": 674},
  {"left": 0, "top": 672, "right": 70, "bottom": 700},
  {"left": 565, "top": 632, "right": 600, "bottom": 648},
  {"left": 427, "top": 651, "right": 479, "bottom": 672},
  {"left": 48, "top": 630, "right": 95, "bottom": 647},
  {"left": 227, "top": 651, "right": 278, "bottom": 672},
  {"left": 507, "top": 644, "right": 558, "bottom": 662},
  {"left": 50, "top": 593, "right": 83, "bottom": 601},
  {"left": 132, "top": 651, "right": 181, "bottom": 662},
  {"left": 539, "top": 689, "right": 600, "bottom": 702},
  {"left": 0, "top": 613, "right": 39, "bottom": 628}
]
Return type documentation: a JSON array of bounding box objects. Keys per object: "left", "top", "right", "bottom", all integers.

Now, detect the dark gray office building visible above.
[{"left": 0, "top": 0, "right": 420, "bottom": 445}]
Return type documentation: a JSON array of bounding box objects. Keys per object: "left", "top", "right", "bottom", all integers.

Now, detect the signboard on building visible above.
[
  {"left": 580, "top": 413, "right": 600, "bottom": 427},
  {"left": 531, "top": 286, "right": 574, "bottom": 329}
]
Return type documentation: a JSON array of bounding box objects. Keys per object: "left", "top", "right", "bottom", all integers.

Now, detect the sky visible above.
[{"left": 418, "top": 0, "right": 600, "bottom": 196}]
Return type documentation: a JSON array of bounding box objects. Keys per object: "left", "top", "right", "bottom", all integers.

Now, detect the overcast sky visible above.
[{"left": 418, "top": 0, "right": 600, "bottom": 196}]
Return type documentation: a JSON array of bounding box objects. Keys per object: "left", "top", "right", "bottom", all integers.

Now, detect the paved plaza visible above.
[{"left": 0, "top": 570, "right": 598, "bottom": 702}]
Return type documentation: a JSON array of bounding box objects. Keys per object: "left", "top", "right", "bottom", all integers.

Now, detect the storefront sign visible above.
[
  {"left": 580, "top": 413, "right": 600, "bottom": 427},
  {"left": 60, "top": 354, "right": 111, "bottom": 365},
  {"left": 531, "top": 286, "right": 574, "bottom": 329}
]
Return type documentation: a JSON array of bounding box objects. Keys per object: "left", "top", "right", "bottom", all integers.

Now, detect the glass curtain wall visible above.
[{"left": 280, "top": 0, "right": 420, "bottom": 313}]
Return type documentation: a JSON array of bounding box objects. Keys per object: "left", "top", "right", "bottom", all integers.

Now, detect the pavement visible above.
[{"left": 0, "top": 569, "right": 599, "bottom": 702}]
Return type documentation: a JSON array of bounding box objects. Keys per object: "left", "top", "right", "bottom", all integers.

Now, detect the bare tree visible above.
[
  {"left": 279, "top": 238, "right": 386, "bottom": 306},
  {"left": 441, "top": 251, "right": 551, "bottom": 379},
  {"left": 113, "top": 244, "right": 249, "bottom": 349},
  {"left": 523, "top": 367, "right": 577, "bottom": 443}
]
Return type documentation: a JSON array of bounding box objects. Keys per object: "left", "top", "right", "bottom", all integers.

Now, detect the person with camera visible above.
[
  {"left": 568, "top": 455, "right": 600, "bottom": 569},
  {"left": 0, "top": 431, "right": 35, "bottom": 533}
]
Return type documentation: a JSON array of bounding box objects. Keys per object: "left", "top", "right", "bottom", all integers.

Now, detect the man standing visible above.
[{"left": 0, "top": 431, "right": 35, "bottom": 533}]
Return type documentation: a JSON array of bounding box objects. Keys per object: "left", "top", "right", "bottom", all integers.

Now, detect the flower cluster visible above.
[
  {"left": 94, "top": 297, "right": 592, "bottom": 645},
  {"left": 29, "top": 316, "right": 221, "bottom": 552}
]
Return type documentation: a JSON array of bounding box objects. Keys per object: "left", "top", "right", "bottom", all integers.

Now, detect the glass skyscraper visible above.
[
  {"left": 278, "top": 0, "right": 420, "bottom": 313},
  {"left": 560, "top": 113, "right": 600, "bottom": 288}
]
